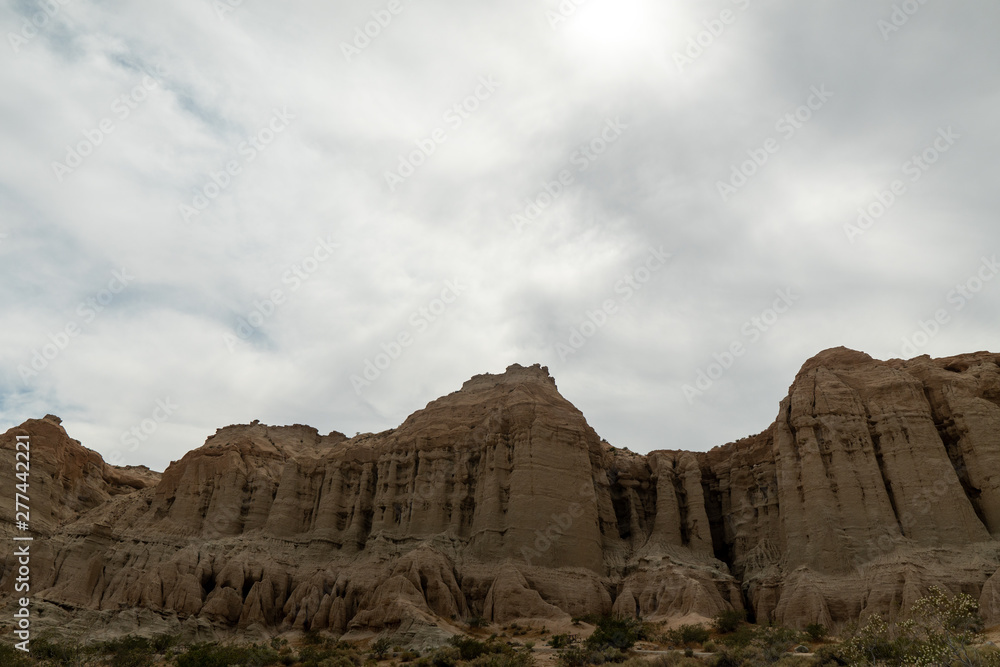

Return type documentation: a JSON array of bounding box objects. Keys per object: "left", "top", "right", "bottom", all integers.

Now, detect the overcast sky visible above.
[{"left": 2, "top": 0, "right": 998, "bottom": 472}]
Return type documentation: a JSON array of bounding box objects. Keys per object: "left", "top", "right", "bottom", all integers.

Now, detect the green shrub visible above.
[
  {"left": 558, "top": 646, "right": 626, "bottom": 667},
  {"left": 645, "top": 656, "right": 703, "bottom": 667},
  {"left": 811, "top": 645, "right": 849, "bottom": 665},
  {"left": 153, "top": 633, "right": 181, "bottom": 652},
  {"left": 299, "top": 641, "right": 363, "bottom": 667},
  {"left": 173, "top": 641, "right": 281, "bottom": 667},
  {"left": 429, "top": 646, "right": 460, "bottom": 667},
  {"left": 717, "top": 624, "right": 755, "bottom": 648},
  {"left": 548, "top": 634, "right": 578, "bottom": 649},
  {"left": 468, "top": 616, "right": 490, "bottom": 629},
  {"left": 448, "top": 635, "right": 491, "bottom": 661},
  {"left": 585, "top": 616, "right": 644, "bottom": 651},
  {"left": 320, "top": 657, "right": 363, "bottom": 667},
  {"left": 99, "top": 635, "right": 156, "bottom": 667},
  {"left": 712, "top": 609, "right": 745, "bottom": 635},
  {"left": 665, "top": 624, "right": 710, "bottom": 647},
  {"left": 471, "top": 649, "right": 535, "bottom": 667},
  {"left": 0, "top": 643, "right": 33, "bottom": 667},
  {"left": 754, "top": 625, "right": 799, "bottom": 663},
  {"left": 804, "top": 623, "right": 827, "bottom": 643},
  {"left": 30, "top": 633, "right": 84, "bottom": 664},
  {"left": 371, "top": 636, "right": 393, "bottom": 659}
]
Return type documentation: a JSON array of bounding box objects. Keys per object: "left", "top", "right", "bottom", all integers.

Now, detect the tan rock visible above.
[{"left": 3, "top": 353, "right": 1000, "bottom": 639}]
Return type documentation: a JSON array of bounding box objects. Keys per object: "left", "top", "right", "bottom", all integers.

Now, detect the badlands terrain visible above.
[{"left": 2, "top": 347, "right": 1000, "bottom": 646}]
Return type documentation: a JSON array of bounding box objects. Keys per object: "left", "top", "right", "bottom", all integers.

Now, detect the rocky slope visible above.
[{"left": 2, "top": 348, "right": 1000, "bottom": 642}]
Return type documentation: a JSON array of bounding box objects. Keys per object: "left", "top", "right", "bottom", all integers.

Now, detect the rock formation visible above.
[{"left": 2, "top": 348, "right": 1000, "bottom": 642}]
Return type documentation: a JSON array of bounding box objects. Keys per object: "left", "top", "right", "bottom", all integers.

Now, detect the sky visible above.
[{"left": 1, "top": 0, "right": 998, "bottom": 472}]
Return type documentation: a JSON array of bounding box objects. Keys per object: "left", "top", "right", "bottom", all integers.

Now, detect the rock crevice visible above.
[{"left": 3, "top": 354, "right": 1000, "bottom": 639}]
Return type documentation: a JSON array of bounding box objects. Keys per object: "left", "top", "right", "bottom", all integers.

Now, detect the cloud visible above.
[{"left": 1, "top": 0, "right": 998, "bottom": 470}]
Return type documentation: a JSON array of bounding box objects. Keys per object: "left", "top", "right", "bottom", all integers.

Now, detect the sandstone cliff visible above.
[{"left": 2, "top": 349, "right": 999, "bottom": 641}]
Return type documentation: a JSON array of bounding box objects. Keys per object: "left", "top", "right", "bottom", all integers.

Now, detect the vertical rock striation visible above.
[{"left": 2, "top": 350, "right": 1000, "bottom": 640}]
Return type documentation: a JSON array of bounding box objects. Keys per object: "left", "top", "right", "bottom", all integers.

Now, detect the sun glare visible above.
[{"left": 562, "top": 0, "right": 665, "bottom": 52}]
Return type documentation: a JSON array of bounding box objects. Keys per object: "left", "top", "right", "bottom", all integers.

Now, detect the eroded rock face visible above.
[
  {"left": 701, "top": 348, "right": 1000, "bottom": 625},
  {"left": 2, "top": 351, "right": 1000, "bottom": 640}
]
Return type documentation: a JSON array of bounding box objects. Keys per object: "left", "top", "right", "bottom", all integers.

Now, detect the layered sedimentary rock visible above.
[{"left": 2, "top": 348, "right": 1000, "bottom": 641}]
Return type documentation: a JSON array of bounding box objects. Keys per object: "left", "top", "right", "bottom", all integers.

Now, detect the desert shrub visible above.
[
  {"left": 30, "top": 633, "right": 88, "bottom": 665},
  {"left": 304, "top": 630, "right": 328, "bottom": 645},
  {"left": 320, "top": 657, "right": 364, "bottom": 667},
  {"left": 98, "top": 635, "right": 156, "bottom": 667},
  {"left": 371, "top": 636, "right": 393, "bottom": 659},
  {"left": 299, "top": 641, "right": 363, "bottom": 667},
  {"left": 754, "top": 625, "right": 800, "bottom": 662},
  {"left": 772, "top": 657, "right": 815, "bottom": 667},
  {"left": 712, "top": 609, "right": 745, "bottom": 635},
  {"left": 548, "top": 634, "right": 578, "bottom": 649},
  {"left": 717, "top": 624, "right": 755, "bottom": 649},
  {"left": 811, "top": 645, "right": 849, "bottom": 666},
  {"left": 646, "top": 655, "right": 705, "bottom": 667},
  {"left": 399, "top": 651, "right": 420, "bottom": 662},
  {"left": 710, "top": 624, "right": 800, "bottom": 665},
  {"left": 468, "top": 616, "right": 490, "bottom": 629},
  {"left": 0, "top": 642, "right": 33, "bottom": 667},
  {"left": 448, "top": 635, "right": 491, "bottom": 661},
  {"left": 173, "top": 641, "right": 281, "bottom": 667},
  {"left": 709, "top": 648, "right": 747, "bottom": 667},
  {"left": 428, "top": 645, "right": 460, "bottom": 667},
  {"left": 586, "top": 616, "right": 644, "bottom": 651},
  {"left": 665, "top": 624, "right": 710, "bottom": 647},
  {"left": 558, "top": 646, "right": 626, "bottom": 667},
  {"left": 154, "top": 633, "right": 181, "bottom": 652},
  {"left": 471, "top": 649, "right": 535, "bottom": 667},
  {"left": 702, "top": 640, "right": 717, "bottom": 653},
  {"left": 804, "top": 623, "right": 827, "bottom": 643},
  {"left": 839, "top": 585, "right": 996, "bottom": 666},
  {"left": 504, "top": 623, "right": 528, "bottom": 636},
  {"left": 616, "top": 659, "right": 651, "bottom": 667}
]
